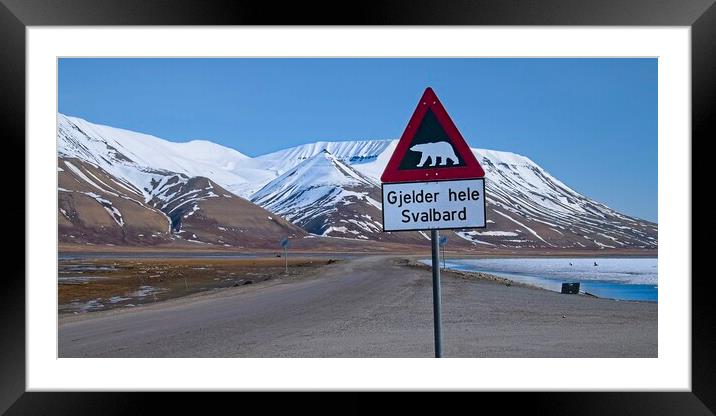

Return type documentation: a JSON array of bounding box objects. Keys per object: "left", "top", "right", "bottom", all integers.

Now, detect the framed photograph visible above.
[{"left": 3, "top": 0, "right": 710, "bottom": 413}]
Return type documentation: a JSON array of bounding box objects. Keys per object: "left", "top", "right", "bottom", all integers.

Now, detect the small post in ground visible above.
[{"left": 280, "top": 237, "right": 290, "bottom": 276}]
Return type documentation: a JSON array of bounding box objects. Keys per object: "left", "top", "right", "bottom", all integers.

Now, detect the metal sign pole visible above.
[
  {"left": 431, "top": 229, "right": 443, "bottom": 358},
  {"left": 284, "top": 246, "right": 288, "bottom": 275},
  {"left": 379, "top": 88, "right": 487, "bottom": 359}
]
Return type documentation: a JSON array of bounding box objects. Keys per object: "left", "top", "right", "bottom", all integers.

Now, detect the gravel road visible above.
[{"left": 58, "top": 255, "right": 657, "bottom": 357}]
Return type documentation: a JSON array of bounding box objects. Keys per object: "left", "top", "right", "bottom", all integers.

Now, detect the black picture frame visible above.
[{"left": 1, "top": 0, "right": 710, "bottom": 414}]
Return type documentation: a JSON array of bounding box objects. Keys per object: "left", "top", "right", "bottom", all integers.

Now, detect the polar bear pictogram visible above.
[{"left": 410, "top": 141, "right": 459, "bottom": 167}]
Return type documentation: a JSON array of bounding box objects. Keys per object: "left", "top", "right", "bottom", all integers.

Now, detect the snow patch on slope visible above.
[{"left": 58, "top": 114, "right": 274, "bottom": 198}]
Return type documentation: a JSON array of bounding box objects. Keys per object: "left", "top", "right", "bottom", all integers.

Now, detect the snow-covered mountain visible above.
[
  {"left": 58, "top": 115, "right": 304, "bottom": 247},
  {"left": 468, "top": 149, "right": 657, "bottom": 249},
  {"left": 57, "top": 114, "right": 657, "bottom": 250},
  {"left": 255, "top": 140, "right": 393, "bottom": 175},
  {"left": 265, "top": 141, "right": 657, "bottom": 249},
  {"left": 251, "top": 150, "right": 383, "bottom": 238},
  {"left": 58, "top": 157, "right": 173, "bottom": 245},
  {"left": 58, "top": 114, "right": 277, "bottom": 198}
]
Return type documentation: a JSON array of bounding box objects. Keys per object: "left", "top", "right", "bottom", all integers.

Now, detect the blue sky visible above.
[{"left": 58, "top": 58, "right": 657, "bottom": 222}]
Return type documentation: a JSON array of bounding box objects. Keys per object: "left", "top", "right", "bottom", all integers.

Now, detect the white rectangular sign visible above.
[{"left": 381, "top": 179, "right": 486, "bottom": 231}]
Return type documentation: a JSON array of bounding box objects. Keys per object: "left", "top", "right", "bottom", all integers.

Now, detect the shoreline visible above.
[
  {"left": 407, "top": 258, "right": 547, "bottom": 292},
  {"left": 407, "top": 257, "right": 649, "bottom": 302},
  {"left": 411, "top": 257, "right": 657, "bottom": 303}
]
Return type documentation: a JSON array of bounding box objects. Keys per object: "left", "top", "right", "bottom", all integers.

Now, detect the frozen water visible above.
[
  {"left": 443, "top": 257, "right": 657, "bottom": 284},
  {"left": 423, "top": 257, "right": 658, "bottom": 301}
]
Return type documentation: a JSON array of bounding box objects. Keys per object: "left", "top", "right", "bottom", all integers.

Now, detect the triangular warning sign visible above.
[{"left": 381, "top": 87, "right": 485, "bottom": 183}]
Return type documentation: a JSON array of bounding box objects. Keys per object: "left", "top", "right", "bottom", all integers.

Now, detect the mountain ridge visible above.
[{"left": 57, "top": 113, "right": 657, "bottom": 250}]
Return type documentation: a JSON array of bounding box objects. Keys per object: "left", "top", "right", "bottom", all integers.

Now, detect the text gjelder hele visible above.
[{"left": 384, "top": 187, "right": 481, "bottom": 224}]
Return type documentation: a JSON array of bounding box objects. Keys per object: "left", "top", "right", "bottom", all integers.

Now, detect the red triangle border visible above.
[{"left": 381, "top": 87, "right": 485, "bottom": 183}]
